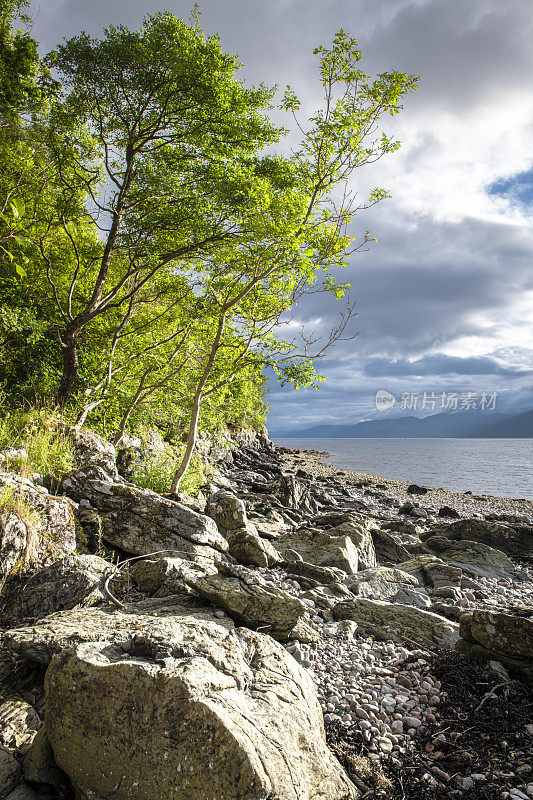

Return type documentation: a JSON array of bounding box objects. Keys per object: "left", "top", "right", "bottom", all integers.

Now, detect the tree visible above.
[
  {"left": 169, "top": 31, "right": 418, "bottom": 490},
  {"left": 38, "top": 12, "right": 282, "bottom": 408}
]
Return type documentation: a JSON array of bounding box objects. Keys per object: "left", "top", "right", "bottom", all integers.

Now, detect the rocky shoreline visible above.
[{"left": 0, "top": 428, "right": 531, "bottom": 800}]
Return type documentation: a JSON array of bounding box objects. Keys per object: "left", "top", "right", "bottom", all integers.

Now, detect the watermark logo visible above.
[
  {"left": 375, "top": 390, "right": 498, "bottom": 412},
  {"left": 375, "top": 389, "right": 396, "bottom": 412}
]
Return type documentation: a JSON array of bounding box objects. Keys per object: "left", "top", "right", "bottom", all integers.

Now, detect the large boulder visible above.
[
  {"left": 130, "top": 555, "right": 219, "bottom": 597},
  {"left": 0, "top": 474, "right": 77, "bottom": 588},
  {"left": 282, "top": 560, "right": 347, "bottom": 586},
  {"left": 224, "top": 525, "right": 281, "bottom": 568},
  {"left": 344, "top": 567, "right": 418, "bottom": 598},
  {"left": 269, "top": 474, "right": 315, "bottom": 511},
  {"left": 423, "top": 536, "right": 526, "bottom": 581},
  {"left": 59, "top": 478, "right": 228, "bottom": 561},
  {"left": 0, "top": 554, "right": 110, "bottom": 627},
  {"left": 313, "top": 513, "right": 377, "bottom": 570},
  {"left": 187, "top": 567, "right": 319, "bottom": 642},
  {"left": 396, "top": 555, "right": 463, "bottom": 588},
  {"left": 333, "top": 597, "right": 459, "bottom": 649},
  {"left": 0, "top": 747, "right": 21, "bottom": 798},
  {"left": 206, "top": 490, "right": 247, "bottom": 530},
  {"left": 7, "top": 606, "right": 357, "bottom": 800},
  {"left": 275, "top": 529, "right": 359, "bottom": 575},
  {"left": 205, "top": 493, "right": 280, "bottom": 567},
  {"left": 61, "top": 424, "right": 118, "bottom": 479},
  {"left": 456, "top": 610, "right": 533, "bottom": 687},
  {"left": 371, "top": 528, "right": 411, "bottom": 564},
  {"left": 425, "top": 519, "right": 533, "bottom": 558}
]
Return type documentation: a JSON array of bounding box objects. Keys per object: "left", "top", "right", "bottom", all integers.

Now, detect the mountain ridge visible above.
[{"left": 273, "top": 408, "right": 533, "bottom": 438}]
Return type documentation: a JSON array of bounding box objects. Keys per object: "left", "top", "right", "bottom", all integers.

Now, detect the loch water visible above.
[{"left": 273, "top": 438, "right": 533, "bottom": 500}]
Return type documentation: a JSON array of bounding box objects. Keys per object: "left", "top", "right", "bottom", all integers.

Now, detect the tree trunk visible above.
[
  {"left": 171, "top": 312, "right": 227, "bottom": 494},
  {"left": 75, "top": 398, "right": 104, "bottom": 430},
  {"left": 170, "top": 390, "right": 201, "bottom": 494},
  {"left": 57, "top": 329, "right": 79, "bottom": 409}
]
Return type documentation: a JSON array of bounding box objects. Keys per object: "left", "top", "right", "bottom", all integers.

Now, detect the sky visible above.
[{"left": 27, "top": 0, "right": 533, "bottom": 433}]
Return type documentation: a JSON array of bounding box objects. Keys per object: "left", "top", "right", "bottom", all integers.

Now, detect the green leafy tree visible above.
[
  {"left": 39, "top": 12, "right": 282, "bottom": 408},
  {"left": 169, "top": 31, "right": 418, "bottom": 490}
]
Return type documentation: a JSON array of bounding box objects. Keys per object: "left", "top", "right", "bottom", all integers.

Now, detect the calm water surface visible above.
[{"left": 273, "top": 438, "right": 533, "bottom": 500}]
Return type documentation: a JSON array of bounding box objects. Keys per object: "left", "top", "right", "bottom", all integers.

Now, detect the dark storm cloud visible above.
[
  {"left": 363, "top": 354, "right": 533, "bottom": 378},
  {"left": 26, "top": 0, "right": 533, "bottom": 430}
]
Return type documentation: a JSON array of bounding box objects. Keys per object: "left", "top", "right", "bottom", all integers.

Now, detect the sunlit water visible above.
[{"left": 273, "top": 438, "right": 533, "bottom": 500}]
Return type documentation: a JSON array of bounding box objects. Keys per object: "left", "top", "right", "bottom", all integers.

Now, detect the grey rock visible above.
[
  {"left": 130, "top": 554, "right": 219, "bottom": 597},
  {"left": 426, "top": 518, "right": 533, "bottom": 558},
  {"left": 457, "top": 610, "right": 533, "bottom": 687},
  {"left": 0, "top": 474, "right": 77, "bottom": 587},
  {"left": 333, "top": 597, "right": 459, "bottom": 649},
  {"left": 407, "top": 484, "right": 428, "bottom": 496},
  {"left": 276, "top": 529, "right": 359, "bottom": 575},
  {"left": 371, "top": 528, "right": 411, "bottom": 564},
  {"left": 269, "top": 474, "right": 316, "bottom": 512},
  {"left": 437, "top": 506, "right": 460, "bottom": 519},
  {"left": 0, "top": 554, "right": 111, "bottom": 626},
  {"left": 423, "top": 536, "right": 525, "bottom": 581},
  {"left": 59, "top": 478, "right": 228, "bottom": 560},
  {"left": 225, "top": 524, "right": 281, "bottom": 568},
  {"left": 23, "top": 727, "right": 67, "bottom": 786},
  {"left": 344, "top": 567, "right": 418, "bottom": 598},
  {"left": 0, "top": 748, "right": 21, "bottom": 800},
  {"left": 61, "top": 424, "right": 118, "bottom": 479},
  {"left": 282, "top": 559, "right": 347, "bottom": 585},
  {"left": 394, "top": 586, "right": 432, "bottom": 609},
  {"left": 187, "top": 566, "right": 320, "bottom": 642},
  {"left": 321, "top": 513, "right": 377, "bottom": 570},
  {"left": 36, "top": 610, "right": 356, "bottom": 800},
  {"left": 206, "top": 489, "right": 247, "bottom": 531},
  {"left": 301, "top": 583, "right": 355, "bottom": 611},
  {"left": 397, "top": 555, "right": 463, "bottom": 588},
  {"left": 3, "top": 603, "right": 234, "bottom": 666}
]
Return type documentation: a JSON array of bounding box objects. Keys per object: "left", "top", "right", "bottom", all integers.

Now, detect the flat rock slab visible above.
[
  {"left": 333, "top": 597, "right": 459, "bottom": 649},
  {"left": 3, "top": 603, "right": 234, "bottom": 666},
  {"left": 423, "top": 536, "right": 527, "bottom": 581},
  {"left": 396, "top": 555, "right": 463, "bottom": 588},
  {"left": 427, "top": 519, "right": 533, "bottom": 557},
  {"left": 345, "top": 567, "right": 418, "bottom": 598},
  {"left": 130, "top": 555, "right": 218, "bottom": 597}
]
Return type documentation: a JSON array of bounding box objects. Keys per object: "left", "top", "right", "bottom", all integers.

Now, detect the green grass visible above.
[
  {"left": 0, "top": 405, "right": 74, "bottom": 479},
  {"left": 0, "top": 484, "right": 40, "bottom": 567},
  {"left": 132, "top": 443, "right": 210, "bottom": 497}
]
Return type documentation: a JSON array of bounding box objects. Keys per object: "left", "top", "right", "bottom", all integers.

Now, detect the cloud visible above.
[
  {"left": 26, "top": 0, "right": 533, "bottom": 431},
  {"left": 363, "top": 353, "right": 533, "bottom": 378}
]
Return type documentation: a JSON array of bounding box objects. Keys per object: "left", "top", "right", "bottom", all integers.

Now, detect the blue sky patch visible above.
[{"left": 487, "top": 167, "right": 533, "bottom": 206}]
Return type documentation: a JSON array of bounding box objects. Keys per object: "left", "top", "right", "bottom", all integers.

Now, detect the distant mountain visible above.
[
  {"left": 274, "top": 409, "right": 533, "bottom": 438},
  {"left": 470, "top": 409, "right": 533, "bottom": 438}
]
